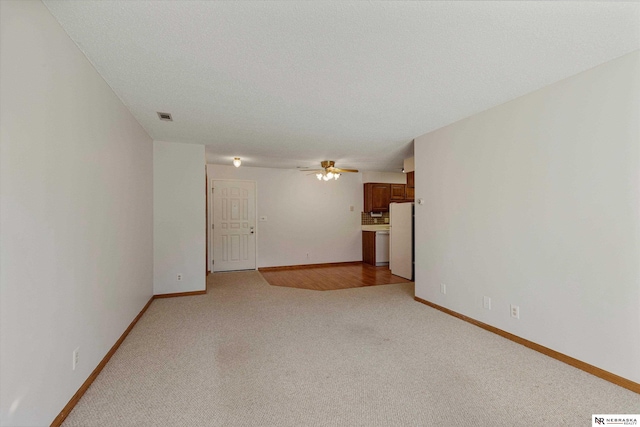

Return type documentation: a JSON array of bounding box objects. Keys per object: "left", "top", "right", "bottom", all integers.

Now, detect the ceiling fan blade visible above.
[
  {"left": 330, "top": 168, "right": 359, "bottom": 173},
  {"left": 302, "top": 162, "right": 358, "bottom": 175}
]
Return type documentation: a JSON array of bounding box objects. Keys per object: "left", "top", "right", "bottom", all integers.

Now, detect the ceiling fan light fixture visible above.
[
  {"left": 233, "top": 157, "right": 241, "bottom": 167},
  {"left": 302, "top": 161, "right": 357, "bottom": 182}
]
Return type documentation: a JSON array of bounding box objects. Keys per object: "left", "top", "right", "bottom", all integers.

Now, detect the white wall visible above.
[
  {"left": 0, "top": 2, "right": 153, "bottom": 426},
  {"left": 362, "top": 171, "right": 406, "bottom": 184},
  {"left": 414, "top": 51, "right": 640, "bottom": 383},
  {"left": 403, "top": 157, "right": 415, "bottom": 173},
  {"left": 207, "top": 165, "right": 362, "bottom": 268},
  {"left": 154, "top": 141, "right": 206, "bottom": 295}
]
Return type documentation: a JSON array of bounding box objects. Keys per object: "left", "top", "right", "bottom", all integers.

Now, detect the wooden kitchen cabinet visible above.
[
  {"left": 405, "top": 186, "right": 415, "bottom": 201},
  {"left": 390, "top": 184, "right": 406, "bottom": 201},
  {"left": 407, "top": 171, "right": 415, "bottom": 188},
  {"left": 362, "top": 231, "right": 376, "bottom": 265},
  {"left": 364, "top": 183, "right": 391, "bottom": 213}
]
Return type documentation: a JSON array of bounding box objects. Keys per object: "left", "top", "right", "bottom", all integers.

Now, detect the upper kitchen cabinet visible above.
[
  {"left": 405, "top": 171, "right": 415, "bottom": 201},
  {"left": 390, "top": 184, "right": 406, "bottom": 201},
  {"left": 406, "top": 171, "right": 415, "bottom": 188},
  {"left": 364, "top": 183, "right": 391, "bottom": 212},
  {"left": 405, "top": 186, "right": 414, "bottom": 201}
]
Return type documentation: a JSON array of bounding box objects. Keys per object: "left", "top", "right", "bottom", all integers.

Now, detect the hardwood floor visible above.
[{"left": 259, "top": 262, "right": 412, "bottom": 291}]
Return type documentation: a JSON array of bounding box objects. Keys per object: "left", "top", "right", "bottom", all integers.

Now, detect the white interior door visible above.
[
  {"left": 212, "top": 180, "right": 256, "bottom": 272},
  {"left": 389, "top": 202, "right": 413, "bottom": 280}
]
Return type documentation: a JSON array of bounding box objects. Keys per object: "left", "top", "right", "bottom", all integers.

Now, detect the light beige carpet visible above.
[{"left": 62, "top": 271, "right": 639, "bottom": 426}]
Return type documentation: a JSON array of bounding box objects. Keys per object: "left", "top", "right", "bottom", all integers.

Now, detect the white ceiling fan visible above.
[{"left": 300, "top": 160, "right": 359, "bottom": 181}]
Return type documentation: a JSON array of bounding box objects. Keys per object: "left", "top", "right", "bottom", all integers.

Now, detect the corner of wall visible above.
[{"left": 153, "top": 141, "right": 206, "bottom": 295}]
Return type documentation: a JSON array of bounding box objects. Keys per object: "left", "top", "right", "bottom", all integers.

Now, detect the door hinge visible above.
[{"left": 212, "top": 224, "right": 214, "bottom": 229}]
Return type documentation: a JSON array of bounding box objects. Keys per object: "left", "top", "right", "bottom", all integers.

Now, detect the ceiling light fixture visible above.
[
  {"left": 316, "top": 171, "right": 340, "bottom": 181},
  {"left": 233, "top": 157, "right": 241, "bottom": 167},
  {"left": 303, "top": 161, "right": 355, "bottom": 182}
]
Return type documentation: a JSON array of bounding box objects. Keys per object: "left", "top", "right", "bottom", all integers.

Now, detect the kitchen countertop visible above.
[{"left": 361, "top": 224, "right": 390, "bottom": 232}]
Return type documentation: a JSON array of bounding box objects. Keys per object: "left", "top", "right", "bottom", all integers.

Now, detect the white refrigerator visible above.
[{"left": 389, "top": 202, "right": 414, "bottom": 280}]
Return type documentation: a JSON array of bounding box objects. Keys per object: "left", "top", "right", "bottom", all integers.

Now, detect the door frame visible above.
[{"left": 208, "top": 179, "right": 258, "bottom": 271}]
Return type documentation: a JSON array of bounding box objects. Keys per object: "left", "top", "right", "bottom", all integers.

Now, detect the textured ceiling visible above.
[{"left": 43, "top": 1, "right": 640, "bottom": 171}]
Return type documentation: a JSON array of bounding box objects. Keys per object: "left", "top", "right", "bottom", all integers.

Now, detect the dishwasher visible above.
[{"left": 375, "top": 230, "right": 390, "bottom": 266}]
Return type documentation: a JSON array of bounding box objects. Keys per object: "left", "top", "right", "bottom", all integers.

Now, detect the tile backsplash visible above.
[{"left": 361, "top": 212, "right": 390, "bottom": 225}]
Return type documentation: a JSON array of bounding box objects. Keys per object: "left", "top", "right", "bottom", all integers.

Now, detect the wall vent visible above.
[{"left": 157, "top": 112, "right": 173, "bottom": 121}]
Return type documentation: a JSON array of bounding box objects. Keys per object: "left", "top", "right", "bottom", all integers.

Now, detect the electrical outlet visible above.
[
  {"left": 177, "top": 274, "right": 182, "bottom": 281},
  {"left": 440, "top": 283, "right": 446, "bottom": 295},
  {"left": 510, "top": 304, "right": 520, "bottom": 319},
  {"left": 72, "top": 347, "right": 79, "bottom": 371},
  {"left": 483, "top": 296, "right": 491, "bottom": 310}
]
